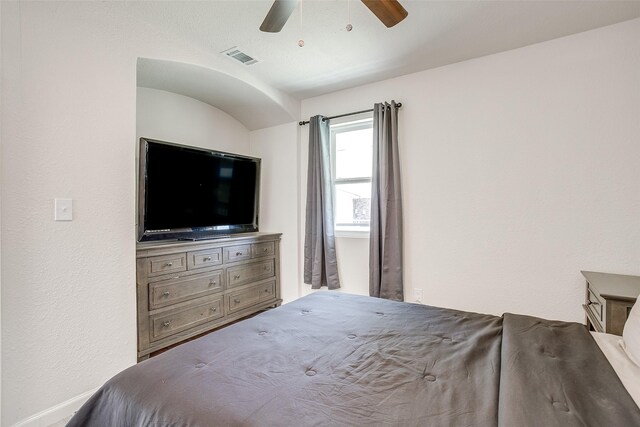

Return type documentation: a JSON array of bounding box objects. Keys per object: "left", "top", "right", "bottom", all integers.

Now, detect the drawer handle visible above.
[
  {"left": 264, "top": 289, "right": 270, "bottom": 293},
  {"left": 210, "top": 307, "right": 217, "bottom": 313},
  {"left": 234, "top": 299, "right": 241, "bottom": 304},
  {"left": 162, "top": 320, "right": 172, "bottom": 328},
  {"left": 209, "top": 280, "right": 217, "bottom": 286},
  {"left": 162, "top": 291, "right": 170, "bottom": 297},
  {"left": 234, "top": 275, "right": 241, "bottom": 280},
  {"left": 264, "top": 266, "right": 270, "bottom": 271},
  {"left": 263, "top": 248, "right": 268, "bottom": 252},
  {"left": 164, "top": 262, "right": 173, "bottom": 267},
  {"left": 203, "top": 256, "right": 212, "bottom": 261},
  {"left": 235, "top": 251, "right": 243, "bottom": 256}
]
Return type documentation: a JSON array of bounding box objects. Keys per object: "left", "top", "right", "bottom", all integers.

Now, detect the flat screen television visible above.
[{"left": 138, "top": 138, "right": 260, "bottom": 242}]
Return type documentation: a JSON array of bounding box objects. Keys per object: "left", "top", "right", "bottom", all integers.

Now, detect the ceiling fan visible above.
[{"left": 260, "top": 0, "right": 408, "bottom": 33}]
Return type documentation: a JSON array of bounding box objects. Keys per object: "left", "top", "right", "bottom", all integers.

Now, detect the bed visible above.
[{"left": 68, "top": 292, "right": 640, "bottom": 426}]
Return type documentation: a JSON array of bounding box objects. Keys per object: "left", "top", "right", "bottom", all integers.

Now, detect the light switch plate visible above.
[{"left": 54, "top": 198, "right": 73, "bottom": 221}]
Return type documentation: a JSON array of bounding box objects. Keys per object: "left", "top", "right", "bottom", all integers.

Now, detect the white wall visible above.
[
  {"left": 0, "top": 1, "right": 5, "bottom": 421},
  {"left": 334, "top": 237, "right": 370, "bottom": 296},
  {"left": 137, "top": 87, "right": 250, "bottom": 155},
  {"left": 0, "top": 2, "right": 296, "bottom": 425},
  {"left": 300, "top": 18, "right": 640, "bottom": 322},
  {"left": 249, "top": 123, "right": 300, "bottom": 304},
  {"left": 1, "top": 3, "right": 139, "bottom": 423}
]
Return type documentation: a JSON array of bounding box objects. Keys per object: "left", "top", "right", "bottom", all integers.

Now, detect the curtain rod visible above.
[{"left": 298, "top": 102, "right": 402, "bottom": 126}]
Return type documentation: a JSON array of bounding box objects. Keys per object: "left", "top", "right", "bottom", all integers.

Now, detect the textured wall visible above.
[
  {"left": 300, "top": 18, "right": 640, "bottom": 321},
  {"left": 137, "top": 87, "right": 251, "bottom": 155},
  {"left": 0, "top": 2, "right": 295, "bottom": 425},
  {"left": 249, "top": 123, "right": 300, "bottom": 304},
  {"left": 0, "top": 2, "right": 5, "bottom": 422},
  {"left": 1, "top": 3, "right": 141, "bottom": 424}
]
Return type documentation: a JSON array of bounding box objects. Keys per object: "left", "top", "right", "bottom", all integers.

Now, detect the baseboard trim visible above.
[{"left": 12, "top": 387, "right": 99, "bottom": 427}]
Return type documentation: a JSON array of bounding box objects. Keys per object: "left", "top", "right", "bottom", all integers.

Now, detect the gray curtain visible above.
[
  {"left": 304, "top": 115, "right": 341, "bottom": 290},
  {"left": 369, "top": 101, "right": 403, "bottom": 301}
]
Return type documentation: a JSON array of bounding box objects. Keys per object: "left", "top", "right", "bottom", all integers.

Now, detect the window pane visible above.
[
  {"left": 335, "top": 182, "right": 371, "bottom": 226},
  {"left": 335, "top": 128, "right": 372, "bottom": 180}
]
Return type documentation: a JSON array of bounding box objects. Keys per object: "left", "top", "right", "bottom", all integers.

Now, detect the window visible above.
[{"left": 330, "top": 115, "right": 373, "bottom": 236}]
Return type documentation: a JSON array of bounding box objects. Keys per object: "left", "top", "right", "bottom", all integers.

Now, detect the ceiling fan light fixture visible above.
[{"left": 346, "top": 0, "right": 353, "bottom": 32}]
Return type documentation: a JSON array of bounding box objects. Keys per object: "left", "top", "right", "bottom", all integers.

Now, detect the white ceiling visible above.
[
  {"left": 133, "top": 1, "right": 640, "bottom": 129},
  {"left": 131, "top": 0, "right": 640, "bottom": 100}
]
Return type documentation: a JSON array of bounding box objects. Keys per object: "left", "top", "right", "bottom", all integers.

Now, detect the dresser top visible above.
[
  {"left": 137, "top": 232, "right": 281, "bottom": 258},
  {"left": 581, "top": 271, "right": 640, "bottom": 300}
]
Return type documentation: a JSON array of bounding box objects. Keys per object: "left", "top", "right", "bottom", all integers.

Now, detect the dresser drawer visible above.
[
  {"left": 258, "top": 281, "right": 276, "bottom": 302},
  {"left": 187, "top": 248, "right": 222, "bottom": 270},
  {"left": 227, "top": 260, "right": 275, "bottom": 289},
  {"left": 227, "top": 286, "right": 261, "bottom": 314},
  {"left": 224, "top": 244, "right": 251, "bottom": 263},
  {"left": 148, "top": 254, "right": 187, "bottom": 277},
  {"left": 150, "top": 297, "right": 223, "bottom": 342},
  {"left": 586, "top": 287, "right": 604, "bottom": 324},
  {"left": 149, "top": 270, "right": 223, "bottom": 310},
  {"left": 252, "top": 241, "right": 275, "bottom": 258}
]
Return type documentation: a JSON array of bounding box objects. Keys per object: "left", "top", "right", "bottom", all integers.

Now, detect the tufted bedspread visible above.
[{"left": 68, "top": 292, "right": 640, "bottom": 426}]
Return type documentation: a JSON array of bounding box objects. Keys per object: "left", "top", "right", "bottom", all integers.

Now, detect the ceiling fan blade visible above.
[
  {"left": 361, "top": 0, "right": 408, "bottom": 28},
  {"left": 260, "top": 0, "right": 298, "bottom": 33}
]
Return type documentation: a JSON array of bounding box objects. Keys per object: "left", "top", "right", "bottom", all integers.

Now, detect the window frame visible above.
[{"left": 329, "top": 114, "right": 374, "bottom": 238}]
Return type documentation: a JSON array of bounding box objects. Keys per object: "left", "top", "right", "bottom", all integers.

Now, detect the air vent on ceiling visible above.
[{"left": 221, "top": 47, "right": 259, "bottom": 66}]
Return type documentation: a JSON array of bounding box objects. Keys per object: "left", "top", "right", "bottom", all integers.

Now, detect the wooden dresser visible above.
[
  {"left": 582, "top": 271, "right": 640, "bottom": 336},
  {"left": 136, "top": 232, "right": 282, "bottom": 361}
]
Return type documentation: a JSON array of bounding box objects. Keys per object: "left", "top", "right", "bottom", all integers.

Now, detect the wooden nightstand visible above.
[{"left": 582, "top": 271, "right": 640, "bottom": 336}]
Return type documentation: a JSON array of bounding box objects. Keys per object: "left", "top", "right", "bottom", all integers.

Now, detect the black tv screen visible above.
[{"left": 138, "top": 138, "right": 260, "bottom": 241}]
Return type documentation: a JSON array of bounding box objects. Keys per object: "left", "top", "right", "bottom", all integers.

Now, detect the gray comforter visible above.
[{"left": 68, "top": 292, "right": 640, "bottom": 426}]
